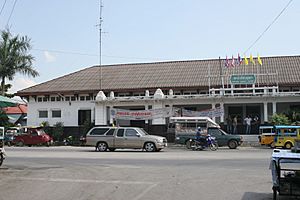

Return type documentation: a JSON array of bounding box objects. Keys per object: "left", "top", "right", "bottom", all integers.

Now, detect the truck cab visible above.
[{"left": 171, "top": 117, "right": 243, "bottom": 149}]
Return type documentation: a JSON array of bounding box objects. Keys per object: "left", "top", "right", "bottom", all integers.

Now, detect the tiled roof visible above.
[
  {"left": 3, "top": 105, "right": 27, "bottom": 114},
  {"left": 17, "top": 55, "right": 300, "bottom": 95}
]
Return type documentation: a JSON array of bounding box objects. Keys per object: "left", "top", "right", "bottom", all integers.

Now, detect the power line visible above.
[
  {"left": 0, "top": 0, "right": 7, "bottom": 16},
  {"left": 244, "top": 0, "right": 293, "bottom": 54},
  {"left": 32, "top": 48, "right": 169, "bottom": 61},
  {"left": 6, "top": 0, "right": 17, "bottom": 26}
]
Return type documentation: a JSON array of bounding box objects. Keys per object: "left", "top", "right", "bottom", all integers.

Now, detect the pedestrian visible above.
[
  {"left": 227, "top": 116, "right": 233, "bottom": 134},
  {"left": 233, "top": 116, "right": 238, "bottom": 134},
  {"left": 244, "top": 116, "right": 252, "bottom": 134}
]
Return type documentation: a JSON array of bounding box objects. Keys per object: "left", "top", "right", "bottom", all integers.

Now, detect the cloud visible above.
[
  {"left": 44, "top": 51, "right": 56, "bottom": 62},
  {"left": 7, "top": 78, "right": 37, "bottom": 93}
]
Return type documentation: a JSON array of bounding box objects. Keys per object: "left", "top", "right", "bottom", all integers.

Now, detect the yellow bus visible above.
[
  {"left": 258, "top": 126, "right": 276, "bottom": 148},
  {"left": 274, "top": 125, "right": 300, "bottom": 149}
]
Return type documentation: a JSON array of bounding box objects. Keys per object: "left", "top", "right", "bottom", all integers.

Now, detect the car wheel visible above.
[
  {"left": 97, "top": 142, "right": 108, "bottom": 152},
  {"left": 185, "top": 140, "right": 192, "bottom": 149},
  {"left": 144, "top": 142, "right": 156, "bottom": 152},
  {"left": 17, "top": 141, "right": 24, "bottom": 147},
  {"left": 284, "top": 142, "right": 293, "bottom": 149},
  {"left": 270, "top": 142, "right": 276, "bottom": 149},
  {"left": 228, "top": 140, "right": 238, "bottom": 149},
  {"left": 0, "top": 153, "right": 3, "bottom": 166}
]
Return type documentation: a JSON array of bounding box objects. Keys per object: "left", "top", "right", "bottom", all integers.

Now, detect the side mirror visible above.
[{"left": 136, "top": 134, "right": 141, "bottom": 137}]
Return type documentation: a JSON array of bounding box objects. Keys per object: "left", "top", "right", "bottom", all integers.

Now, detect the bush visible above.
[
  {"left": 53, "top": 122, "right": 64, "bottom": 142},
  {"left": 271, "top": 113, "right": 290, "bottom": 125}
]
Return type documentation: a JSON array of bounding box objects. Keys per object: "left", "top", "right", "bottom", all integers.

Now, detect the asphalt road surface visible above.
[{"left": 0, "top": 146, "right": 280, "bottom": 200}]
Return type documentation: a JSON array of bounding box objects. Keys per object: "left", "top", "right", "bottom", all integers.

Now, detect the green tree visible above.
[
  {"left": 0, "top": 29, "right": 39, "bottom": 95},
  {"left": 53, "top": 122, "right": 64, "bottom": 142},
  {"left": 0, "top": 109, "right": 10, "bottom": 126},
  {"left": 271, "top": 113, "right": 290, "bottom": 125}
]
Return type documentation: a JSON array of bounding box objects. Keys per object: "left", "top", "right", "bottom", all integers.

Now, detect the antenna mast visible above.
[{"left": 98, "top": 0, "right": 103, "bottom": 90}]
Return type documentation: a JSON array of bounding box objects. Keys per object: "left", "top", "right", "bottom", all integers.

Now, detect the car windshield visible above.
[
  {"left": 219, "top": 129, "right": 228, "bottom": 135},
  {"left": 138, "top": 128, "right": 149, "bottom": 136}
]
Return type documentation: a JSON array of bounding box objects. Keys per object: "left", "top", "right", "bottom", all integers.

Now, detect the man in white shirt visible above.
[{"left": 244, "top": 116, "right": 252, "bottom": 134}]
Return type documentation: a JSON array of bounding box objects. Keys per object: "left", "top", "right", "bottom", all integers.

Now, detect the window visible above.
[
  {"left": 37, "top": 97, "right": 43, "bottom": 102},
  {"left": 105, "top": 129, "right": 115, "bottom": 136},
  {"left": 86, "top": 96, "right": 91, "bottom": 101},
  {"left": 39, "top": 110, "right": 48, "bottom": 118},
  {"left": 125, "top": 129, "right": 139, "bottom": 137},
  {"left": 52, "top": 110, "right": 61, "bottom": 118},
  {"left": 209, "top": 129, "right": 223, "bottom": 136},
  {"left": 80, "top": 96, "right": 85, "bottom": 101},
  {"left": 56, "top": 97, "right": 61, "bottom": 101},
  {"left": 117, "top": 129, "right": 124, "bottom": 137},
  {"left": 43, "top": 97, "right": 48, "bottom": 102},
  {"left": 78, "top": 110, "right": 91, "bottom": 126},
  {"left": 90, "top": 128, "right": 109, "bottom": 135},
  {"left": 65, "top": 96, "right": 70, "bottom": 101},
  {"left": 50, "top": 97, "right": 55, "bottom": 102},
  {"left": 71, "top": 96, "right": 76, "bottom": 101}
]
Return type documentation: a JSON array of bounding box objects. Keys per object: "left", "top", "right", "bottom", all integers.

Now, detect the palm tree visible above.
[{"left": 0, "top": 29, "right": 39, "bottom": 95}]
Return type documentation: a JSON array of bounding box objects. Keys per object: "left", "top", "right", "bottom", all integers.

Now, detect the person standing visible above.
[
  {"left": 226, "top": 116, "right": 233, "bottom": 134},
  {"left": 244, "top": 116, "right": 252, "bottom": 134},
  {"left": 233, "top": 116, "right": 238, "bottom": 134}
]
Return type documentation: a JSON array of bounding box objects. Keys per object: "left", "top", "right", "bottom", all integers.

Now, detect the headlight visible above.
[{"left": 175, "top": 137, "right": 180, "bottom": 140}]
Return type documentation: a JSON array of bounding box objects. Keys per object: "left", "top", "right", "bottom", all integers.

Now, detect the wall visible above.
[{"left": 27, "top": 98, "right": 95, "bottom": 126}]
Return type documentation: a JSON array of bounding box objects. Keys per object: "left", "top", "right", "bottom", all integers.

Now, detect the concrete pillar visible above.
[
  {"left": 152, "top": 102, "right": 165, "bottom": 125},
  {"left": 145, "top": 105, "right": 149, "bottom": 124},
  {"left": 272, "top": 102, "right": 277, "bottom": 114},
  {"left": 109, "top": 106, "right": 113, "bottom": 124},
  {"left": 220, "top": 102, "right": 224, "bottom": 123},
  {"left": 212, "top": 103, "right": 216, "bottom": 122},
  {"left": 263, "top": 102, "right": 268, "bottom": 123},
  {"left": 95, "top": 103, "right": 107, "bottom": 125}
]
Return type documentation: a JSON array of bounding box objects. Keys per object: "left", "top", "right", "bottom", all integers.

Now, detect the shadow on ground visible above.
[{"left": 241, "top": 192, "right": 272, "bottom": 200}]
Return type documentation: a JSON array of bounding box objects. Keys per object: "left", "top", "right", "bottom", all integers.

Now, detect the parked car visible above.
[
  {"left": 175, "top": 127, "right": 243, "bottom": 149},
  {"left": 86, "top": 127, "right": 167, "bottom": 152},
  {"left": 13, "top": 126, "right": 52, "bottom": 147}
]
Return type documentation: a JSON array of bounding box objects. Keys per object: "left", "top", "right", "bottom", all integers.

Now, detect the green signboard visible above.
[{"left": 230, "top": 75, "right": 256, "bottom": 85}]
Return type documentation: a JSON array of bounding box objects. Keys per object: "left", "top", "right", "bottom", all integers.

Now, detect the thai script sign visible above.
[
  {"left": 182, "top": 107, "right": 224, "bottom": 118},
  {"left": 230, "top": 75, "right": 256, "bottom": 85},
  {"left": 111, "top": 108, "right": 174, "bottom": 120}
]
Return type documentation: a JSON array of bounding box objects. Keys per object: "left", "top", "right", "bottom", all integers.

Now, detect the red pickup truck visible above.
[{"left": 14, "top": 127, "right": 52, "bottom": 147}]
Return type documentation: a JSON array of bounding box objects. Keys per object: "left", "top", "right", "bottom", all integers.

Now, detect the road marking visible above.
[
  {"left": 10, "top": 177, "right": 156, "bottom": 185},
  {"left": 132, "top": 183, "right": 158, "bottom": 200}
]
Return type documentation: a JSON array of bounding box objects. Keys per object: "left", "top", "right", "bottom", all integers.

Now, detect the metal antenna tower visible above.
[{"left": 98, "top": 0, "right": 104, "bottom": 90}]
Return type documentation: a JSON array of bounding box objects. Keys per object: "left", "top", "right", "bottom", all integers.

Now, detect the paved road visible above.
[{"left": 0, "top": 146, "right": 276, "bottom": 200}]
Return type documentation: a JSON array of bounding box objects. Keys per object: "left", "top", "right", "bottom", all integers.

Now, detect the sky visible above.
[{"left": 0, "top": 0, "right": 299, "bottom": 93}]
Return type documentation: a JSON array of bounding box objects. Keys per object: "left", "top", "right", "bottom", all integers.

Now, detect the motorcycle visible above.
[
  {"left": 189, "top": 135, "right": 218, "bottom": 151},
  {"left": 0, "top": 141, "right": 5, "bottom": 167},
  {"left": 0, "top": 149, "right": 5, "bottom": 167}
]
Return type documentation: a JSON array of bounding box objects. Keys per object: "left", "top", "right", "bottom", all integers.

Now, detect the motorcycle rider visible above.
[{"left": 196, "top": 127, "right": 207, "bottom": 146}]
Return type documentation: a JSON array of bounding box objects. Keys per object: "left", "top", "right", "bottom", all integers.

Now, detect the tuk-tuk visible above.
[
  {"left": 270, "top": 148, "right": 300, "bottom": 199},
  {"left": 0, "top": 126, "right": 5, "bottom": 166},
  {"left": 258, "top": 126, "right": 276, "bottom": 148},
  {"left": 274, "top": 125, "right": 300, "bottom": 149}
]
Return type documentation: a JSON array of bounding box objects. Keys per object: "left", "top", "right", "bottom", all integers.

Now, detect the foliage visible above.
[
  {"left": 285, "top": 109, "right": 300, "bottom": 125},
  {"left": 271, "top": 113, "right": 290, "bottom": 125},
  {"left": 40, "top": 121, "right": 52, "bottom": 135},
  {"left": 0, "top": 84, "right": 13, "bottom": 97},
  {"left": 0, "top": 29, "right": 39, "bottom": 95},
  {"left": 82, "top": 120, "right": 93, "bottom": 136},
  {"left": 52, "top": 122, "right": 64, "bottom": 142},
  {"left": 0, "top": 109, "right": 10, "bottom": 127}
]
